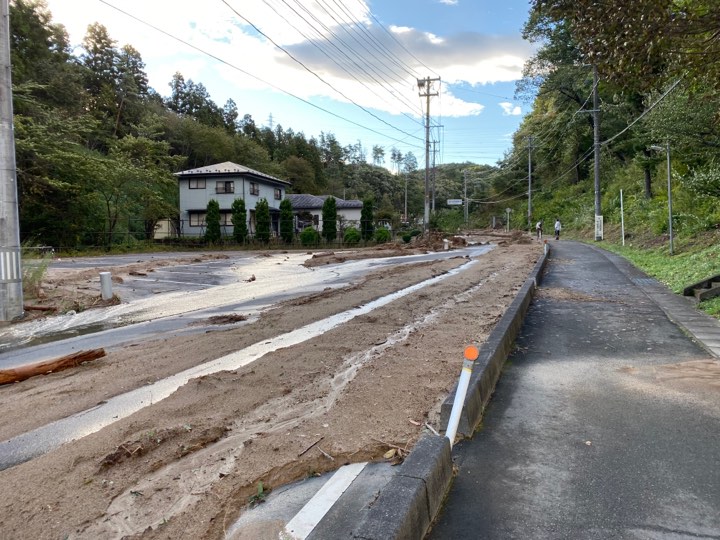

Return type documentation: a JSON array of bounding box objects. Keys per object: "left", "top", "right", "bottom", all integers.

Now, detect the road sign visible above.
[{"left": 447, "top": 199, "right": 463, "bottom": 206}]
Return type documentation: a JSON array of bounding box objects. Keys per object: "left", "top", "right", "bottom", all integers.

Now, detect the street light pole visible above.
[{"left": 665, "top": 140, "right": 674, "bottom": 255}]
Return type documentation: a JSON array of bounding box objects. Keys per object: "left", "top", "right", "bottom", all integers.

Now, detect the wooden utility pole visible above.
[{"left": 0, "top": 0, "right": 24, "bottom": 321}]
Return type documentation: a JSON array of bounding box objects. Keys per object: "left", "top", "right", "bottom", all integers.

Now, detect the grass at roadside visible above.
[{"left": 576, "top": 228, "right": 720, "bottom": 318}]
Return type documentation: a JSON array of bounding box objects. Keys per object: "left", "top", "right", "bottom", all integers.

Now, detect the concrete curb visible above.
[
  {"left": 439, "top": 246, "right": 549, "bottom": 437},
  {"left": 352, "top": 246, "right": 550, "bottom": 539},
  {"left": 352, "top": 435, "right": 452, "bottom": 540}
]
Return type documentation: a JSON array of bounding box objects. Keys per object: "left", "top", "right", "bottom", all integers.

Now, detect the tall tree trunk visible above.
[{"left": 643, "top": 165, "right": 653, "bottom": 199}]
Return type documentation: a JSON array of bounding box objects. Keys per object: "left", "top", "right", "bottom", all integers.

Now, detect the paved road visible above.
[{"left": 429, "top": 241, "right": 720, "bottom": 539}]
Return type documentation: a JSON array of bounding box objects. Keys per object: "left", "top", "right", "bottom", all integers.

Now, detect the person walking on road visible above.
[
  {"left": 554, "top": 218, "right": 562, "bottom": 240},
  {"left": 535, "top": 220, "right": 543, "bottom": 241}
]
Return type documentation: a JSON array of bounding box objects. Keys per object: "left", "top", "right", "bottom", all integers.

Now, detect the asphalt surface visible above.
[{"left": 429, "top": 241, "right": 720, "bottom": 540}]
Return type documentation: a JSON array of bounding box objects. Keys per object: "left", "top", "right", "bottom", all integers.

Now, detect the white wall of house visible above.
[
  {"left": 178, "top": 175, "right": 286, "bottom": 237},
  {"left": 296, "top": 207, "right": 362, "bottom": 232}
]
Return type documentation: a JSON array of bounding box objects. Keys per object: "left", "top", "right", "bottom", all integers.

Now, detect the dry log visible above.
[
  {"left": 0, "top": 348, "right": 106, "bottom": 385},
  {"left": 23, "top": 304, "right": 57, "bottom": 312}
]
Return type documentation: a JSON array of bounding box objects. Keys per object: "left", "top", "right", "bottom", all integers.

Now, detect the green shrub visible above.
[
  {"left": 255, "top": 198, "right": 271, "bottom": 242},
  {"left": 402, "top": 233, "right": 412, "bottom": 243},
  {"left": 375, "top": 228, "right": 391, "bottom": 244},
  {"left": 280, "top": 198, "right": 294, "bottom": 243},
  {"left": 205, "top": 199, "right": 221, "bottom": 243},
  {"left": 343, "top": 227, "right": 361, "bottom": 244},
  {"left": 300, "top": 226, "right": 320, "bottom": 246}
]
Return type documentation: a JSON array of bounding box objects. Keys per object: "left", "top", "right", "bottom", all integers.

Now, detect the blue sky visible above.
[{"left": 45, "top": 0, "right": 535, "bottom": 167}]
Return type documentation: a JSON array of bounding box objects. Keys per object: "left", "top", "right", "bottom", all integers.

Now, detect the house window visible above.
[
  {"left": 216, "top": 181, "right": 234, "bottom": 194},
  {"left": 189, "top": 213, "right": 206, "bottom": 226},
  {"left": 274, "top": 188, "right": 282, "bottom": 200},
  {"left": 220, "top": 212, "right": 233, "bottom": 226},
  {"left": 250, "top": 182, "right": 260, "bottom": 196},
  {"left": 189, "top": 179, "right": 206, "bottom": 189}
]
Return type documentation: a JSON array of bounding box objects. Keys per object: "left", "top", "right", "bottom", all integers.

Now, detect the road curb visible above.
[
  {"left": 439, "top": 245, "right": 549, "bottom": 436},
  {"left": 352, "top": 246, "right": 550, "bottom": 539}
]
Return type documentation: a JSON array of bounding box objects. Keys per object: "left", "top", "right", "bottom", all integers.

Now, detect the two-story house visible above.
[{"left": 175, "top": 161, "right": 291, "bottom": 237}]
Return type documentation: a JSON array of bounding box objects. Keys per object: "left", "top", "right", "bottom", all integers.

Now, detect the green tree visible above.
[
  {"left": 530, "top": 0, "right": 720, "bottom": 91},
  {"left": 255, "top": 198, "right": 271, "bottom": 242},
  {"left": 231, "top": 198, "right": 248, "bottom": 243},
  {"left": 361, "top": 198, "right": 374, "bottom": 240},
  {"left": 283, "top": 156, "right": 317, "bottom": 193},
  {"left": 279, "top": 198, "right": 294, "bottom": 243},
  {"left": 205, "top": 199, "right": 221, "bottom": 243},
  {"left": 321, "top": 196, "right": 337, "bottom": 242}
]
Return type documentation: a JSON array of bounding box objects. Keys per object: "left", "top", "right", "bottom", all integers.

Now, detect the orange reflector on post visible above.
[{"left": 464, "top": 345, "right": 479, "bottom": 361}]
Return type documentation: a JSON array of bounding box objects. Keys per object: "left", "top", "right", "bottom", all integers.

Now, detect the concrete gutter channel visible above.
[{"left": 346, "top": 248, "right": 551, "bottom": 540}]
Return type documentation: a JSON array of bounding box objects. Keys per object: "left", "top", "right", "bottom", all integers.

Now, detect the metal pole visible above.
[
  {"left": 527, "top": 137, "right": 533, "bottom": 232},
  {"left": 666, "top": 140, "right": 673, "bottom": 255},
  {"left": 620, "top": 189, "right": 625, "bottom": 246},
  {"left": 431, "top": 140, "right": 437, "bottom": 212},
  {"left": 403, "top": 174, "right": 407, "bottom": 223},
  {"left": 463, "top": 170, "right": 468, "bottom": 224},
  {"left": 0, "top": 0, "right": 24, "bottom": 321},
  {"left": 593, "top": 65, "right": 602, "bottom": 240}
]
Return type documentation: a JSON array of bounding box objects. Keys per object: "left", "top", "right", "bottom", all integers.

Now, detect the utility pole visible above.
[
  {"left": 593, "top": 64, "right": 602, "bottom": 240},
  {"left": 418, "top": 76, "right": 440, "bottom": 232},
  {"left": 463, "top": 169, "right": 468, "bottom": 224},
  {"left": 526, "top": 136, "right": 534, "bottom": 232},
  {"left": 403, "top": 173, "right": 407, "bottom": 223},
  {"left": 0, "top": 0, "right": 24, "bottom": 321},
  {"left": 431, "top": 139, "right": 438, "bottom": 212}
]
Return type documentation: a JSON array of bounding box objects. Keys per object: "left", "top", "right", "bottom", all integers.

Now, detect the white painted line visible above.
[{"left": 283, "top": 462, "right": 368, "bottom": 540}]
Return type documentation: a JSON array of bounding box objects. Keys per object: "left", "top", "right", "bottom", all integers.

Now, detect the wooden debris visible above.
[
  {"left": 22, "top": 305, "right": 57, "bottom": 312},
  {"left": 0, "top": 348, "right": 106, "bottom": 385},
  {"left": 317, "top": 446, "right": 334, "bottom": 461},
  {"left": 298, "top": 436, "right": 324, "bottom": 457}
]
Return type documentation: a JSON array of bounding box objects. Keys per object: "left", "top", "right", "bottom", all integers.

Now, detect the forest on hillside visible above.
[
  {"left": 11, "top": 0, "right": 502, "bottom": 249},
  {"left": 501, "top": 0, "right": 720, "bottom": 245},
  {"left": 10, "top": 0, "right": 720, "bottom": 250}
]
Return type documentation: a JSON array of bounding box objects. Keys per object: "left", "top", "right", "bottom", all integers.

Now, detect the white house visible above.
[
  {"left": 287, "top": 194, "right": 363, "bottom": 232},
  {"left": 175, "top": 161, "right": 291, "bottom": 237}
]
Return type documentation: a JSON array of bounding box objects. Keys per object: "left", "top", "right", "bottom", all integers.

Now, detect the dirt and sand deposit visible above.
[{"left": 0, "top": 232, "right": 545, "bottom": 539}]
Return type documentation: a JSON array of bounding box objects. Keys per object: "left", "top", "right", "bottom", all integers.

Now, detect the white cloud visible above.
[
  {"left": 438, "top": 0, "right": 460, "bottom": 5},
  {"left": 43, "top": 0, "right": 532, "bottom": 120},
  {"left": 499, "top": 102, "right": 522, "bottom": 116}
]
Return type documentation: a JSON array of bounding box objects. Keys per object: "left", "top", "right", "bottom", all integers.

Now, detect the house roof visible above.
[
  {"left": 175, "top": 161, "right": 290, "bottom": 186},
  {"left": 287, "top": 194, "right": 363, "bottom": 210}
]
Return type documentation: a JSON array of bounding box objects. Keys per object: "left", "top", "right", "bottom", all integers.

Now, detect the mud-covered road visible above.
[{"left": 0, "top": 232, "right": 541, "bottom": 540}]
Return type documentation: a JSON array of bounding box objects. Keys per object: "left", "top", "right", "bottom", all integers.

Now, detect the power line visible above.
[
  {"left": 266, "top": 0, "right": 423, "bottom": 119},
  {"left": 221, "top": 0, "right": 424, "bottom": 142},
  {"left": 96, "top": 0, "right": 423, "bottom": 149},
  {"left": 353, "top": 0, "right": 435, "bottom": 78}
]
